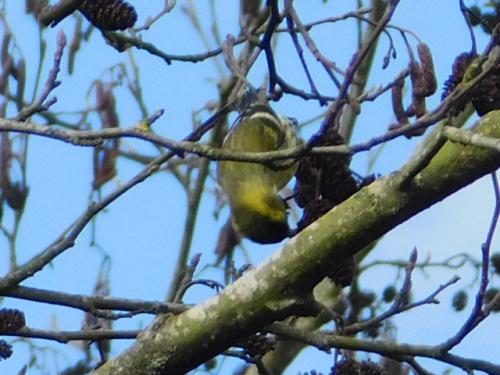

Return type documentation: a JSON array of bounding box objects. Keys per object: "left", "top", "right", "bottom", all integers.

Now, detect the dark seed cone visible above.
[
  {"left": 452, "top": 290, "right": 468, "bottom": 312},
  {"left": 360, "top": 360, "right": 389, "bottom": 375},
  {"left": 485, "top": 288, "right": 500, "bottom": 312},
  {"left": 0, "top": 308, "right": 26, "bottom": 333},
  {"left": 294, "top": 128, "right": 357, "bottom": 215},
  {"left": 0, "top": 339, "right": 12, "bottom": 361},
  {"left": 296, "top": 198, "right": 332, "bottom": 230},
  {"left": 467, "top": 3, "right": 500, "bottom": 35},
  {"left": 294, "top": 128, "right": 359, "bottom": 288},
  {"left": 382, "top": 285, "right": 396, "bottom": 303},
  {"left": 4, "top": 183, "right": 28, "bottom": 211},
  {"left": 79, "top": 0, "right": 137, "bottom": 31},
  {"left": 331, "top": 357, "right": 361, "bottom": 375},
  {"left": 443, "top": 51, "right": 500, "bottom": 115},
  {"left": 244, "top": 333, "right": 276, "bottom": 358},
  {"left": 491, "top": 252, "right": 500, "bottom": 275},
  {"left": 471, "top": 63, "right": 500, "bottom": 115},
  {"left": 364, "top": 325, "right": 379, "bottom": 338},
  {"left": 326, "top": 256, "right": 354, "bottom": 288},
  {"left": 331, "top": 358, "right": 388, "bottom": 375},
  {"left": 442, "top": 52, "right": 476, "bottom": 101}
]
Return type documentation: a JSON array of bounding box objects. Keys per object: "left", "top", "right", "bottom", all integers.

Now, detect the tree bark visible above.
[{"left": 95, "top": 111, "right": 500, "bottom": 375}]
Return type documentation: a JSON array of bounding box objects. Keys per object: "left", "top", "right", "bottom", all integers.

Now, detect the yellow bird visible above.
[{"left": 217, "top": 104, "right": 301, "bottom": 244}]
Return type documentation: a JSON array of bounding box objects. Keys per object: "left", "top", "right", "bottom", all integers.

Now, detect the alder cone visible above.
[
  {"left": 471, "top": 63, "right": 500, "bottom": 116},
  {"left": 0, "top": 339, "right": 12, "bottom": 361},
  {"left": 294, "top": 128, "right": 357, "bottom": 226},
  {"left": 441, "top": 52, "right": 476, "bottom": 101},
  {"left": 79, "top": 0, "right": 137, "bottom": 31},
  {"left": 294, "top": 129, "right": 358, "bottom": 288},
  {"left": 0, "top": 308, "right": 26, "bottom": 333},
  {"left": 440, "top": 52, "right": 500, "bottom": 115}
]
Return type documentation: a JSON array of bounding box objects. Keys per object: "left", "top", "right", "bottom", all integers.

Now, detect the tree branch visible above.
[
  {"left": 443, "top": 126, "right": 500, "bottom": 152},
  {"left": 268, "top": 323, "right": 500, "bottom": 374},
  {"left": 38, "top": 0, "right": 85, "bottom": 27},
  {"left": 95, "top": 110, "right": 500, "bottom": 374},
  {"left": 4, "top": 327, "right": 139, "bottom": 343},
  {"left": 2, "top": 285, "right": 187, "bottom": 315}
]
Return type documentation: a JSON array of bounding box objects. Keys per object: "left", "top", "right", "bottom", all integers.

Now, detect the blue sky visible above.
[{"left": 1, "top": 1, "right": 499, "bottom": 374}]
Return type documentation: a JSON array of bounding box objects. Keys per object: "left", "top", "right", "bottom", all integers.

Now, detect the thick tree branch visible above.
[{"left": 95, "top": 111, "right": 500, "bottom": 374}]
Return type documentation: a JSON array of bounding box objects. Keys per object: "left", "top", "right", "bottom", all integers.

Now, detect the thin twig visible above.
[
  {"left": 267, "top": 323, "right": 500, "bottom": 374},
  {"left": 38, "top": 0, "right": 85, "bottom": 27},
  {"left": 438, "top": 173, "right": 500, "bottom": 351},
  {"left": 172, "top": 253, "right": 202, "bottom": 303},
  {"left": 16, "top": 31, "right": 66, "bottom": 121},
  {"left": 0, "top": 107, "right": 223, "bottom": 290},
  {"left": 260, "top": 0, "right": 281, "bottom": 94},
  {"left": 284, "top": 7, "right": 325, "bottom": 104},
  {"left": 2, "top": 285, "right": 188, "bottom": 315},
  {"left": 359, "top": 253, "right": 474, "bottom": 273},
  {"left": 395, "top": 46, "right": 500, "bottom": 187},
  {"left": 319, "top": 0, "right": 401, "bottom": 137},
  {"left": 4, "top": 327, "right": 139, "bottom": 343},
  {"left": 345, "top": 251, "right": 459, "bottom": 336},
  {"left": 285, "top": 0, "right": 340, "bottom": 98},
  {"left": 134, "top": 0, "right": 176, "bottom": 32}
]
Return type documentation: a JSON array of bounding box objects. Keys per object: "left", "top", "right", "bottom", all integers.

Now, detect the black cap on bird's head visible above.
[
  {"left": 230, "top": 189, "right": 290, "bottom": 244},
  {"left": 234, "top": 213, "right": 290, "bottom": 244}
]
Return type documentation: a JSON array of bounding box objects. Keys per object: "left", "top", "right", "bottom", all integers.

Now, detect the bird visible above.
[{"left": 217, "top": 104, "right": 301, "bottom": 244}]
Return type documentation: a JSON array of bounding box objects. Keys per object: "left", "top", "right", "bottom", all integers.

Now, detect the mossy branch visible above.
[{"left": 95, "top": 111, "right": 500, "bottom": 374}]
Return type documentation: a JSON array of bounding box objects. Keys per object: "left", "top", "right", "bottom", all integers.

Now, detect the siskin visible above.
[{"left": 217, "top": 104, "right": 301, "bottom": 244}]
